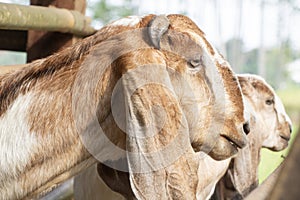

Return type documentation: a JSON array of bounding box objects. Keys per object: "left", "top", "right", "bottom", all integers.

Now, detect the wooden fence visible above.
[{"left": 0, "top": 0, "right": 94, "bottom": 62}]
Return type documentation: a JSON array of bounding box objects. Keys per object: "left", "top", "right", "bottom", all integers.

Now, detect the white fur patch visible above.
[
  {"left": 0, "top": 93, "right": 37, "bottom": 182},
  {"left": 110, "top": 15, "right": 143, "bottom": 27},
  {"left": 187, "top": 31, "right": 228, "bottom": 114},
  {"left": 196, "top": 152, "right": 230, "bottom": 200},
  {"left": 275, "top": 94, "right": 292, "bottom": 125},
  {"left": 187, "top": 31, "right": 229, "bottom": 66},
  {"left": 243, "top": 98, "right": 254, "bottom": 123}
]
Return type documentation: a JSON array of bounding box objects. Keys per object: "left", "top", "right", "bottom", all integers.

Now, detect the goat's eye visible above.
[
  {"left": 189, "top": 58, "right": 202, "bottom": 68},
  {"left": 265, "top": 99, "right": 274, "bottom": 105}
]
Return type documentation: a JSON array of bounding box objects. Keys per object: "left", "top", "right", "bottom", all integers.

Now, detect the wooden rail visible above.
[{"left": 0, "top": 3, "right": 96, "bottom": 36}]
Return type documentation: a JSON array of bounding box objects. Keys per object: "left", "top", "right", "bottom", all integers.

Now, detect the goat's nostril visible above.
[
  {"left": 243, "top": 122, "right": 250, "bottom": 135},
  {"left": 289, "top": 124, "right": 293, "bottom": 134}
]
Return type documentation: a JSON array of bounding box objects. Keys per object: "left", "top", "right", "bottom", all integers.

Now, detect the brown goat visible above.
[{"left": 0, "top": 14, "right": 248, "bottom": 199}]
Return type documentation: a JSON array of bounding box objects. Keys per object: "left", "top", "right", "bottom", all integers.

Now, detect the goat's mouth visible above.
[
  {"left": 220, "top": 134, "right": 245, "bottom": 150},
  {"left": 205, "top": 132, "right": 247, "bottom": 160},
  {"left": 280, "top": 134, "right": 290, "bottom": 142},
  {"left": 269, "top": 135, "right": 289, "bottom": 151},
  {"left": 207, "top": 134, "right": 245, "bottom": 160}
]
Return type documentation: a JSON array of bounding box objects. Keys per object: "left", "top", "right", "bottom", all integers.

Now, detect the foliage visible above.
[
  {"left": 277, "top": 83, "right": 300, "bottom": 111},
  {"left": 225, "top": 38, "right": 299, "bottom": 89},
  {"left": 89, "top": 0, "right": 137, "bottom": 25},
  {"left": 243, "top": 49, "right": 259, "bottom": 74},
  {"left": 263, "top": 40, "right": 296, "bottom": 88},
  {"left": 225, "top": 38, "right": 245, "bottom": 73}
]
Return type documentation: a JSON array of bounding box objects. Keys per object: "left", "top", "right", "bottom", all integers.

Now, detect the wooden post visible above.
[
  {"left": 27, "top": 0, "right": 87, "bottom": 62},
  {"left": 0, "top": 3, "right": 94, "bottom": 36},
  {"left": 267, "top": 121, "right": 300, "bottom": 200},
  {"left": 0, "top": 30, "right": 27, "bottom": 52}
]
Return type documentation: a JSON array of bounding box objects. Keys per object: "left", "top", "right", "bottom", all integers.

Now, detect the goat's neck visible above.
[
  {"left": 0, "top": 77, "right": 94, "bottom": 199},
  {"left": 0, "top": 61, "right": 120, "bottom": 199},
  {"left": 231, "top": 122, "right": 263, "bottom": 196},
  {"left": 0, "top": 55, "right": 125, "bottom": 199},
  {"left": 0, "top": 28, "right": 133, "bottom": 199}
]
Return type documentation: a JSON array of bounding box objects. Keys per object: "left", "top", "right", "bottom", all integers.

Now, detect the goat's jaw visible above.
[
  {"left": 207, "top": 136, "right": 240, "bottom": 161},
  {"left": 266, "top": 133, "right": 290, "bottom": 152},
  {"left": 209, "top": 125, "right": 247, "bottom": 160},
  {"left": 278, "top": 136, "right": 289, "bottom": 150},
  {"left": 190, "top": 121, "right": 248, "bottom": 160},
  {"left": 263, "top": 121, "right": 291, "bottom": 151},
  {"left": 192, "top": 132, "right": 247, "bottom": 161},
  {"left": 268, "top": 143, "right": 288, "bottom": 152}
]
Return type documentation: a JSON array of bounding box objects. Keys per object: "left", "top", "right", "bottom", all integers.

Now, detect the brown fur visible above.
[
  {"left": 167, "top": 14, "right": 215, "bottom": 56},
  {"left": 73, "top": 74, "right": 291, "bottom": 200},
  {"left": 72, "top": 15, "right": 249, "bottom": 200},
  {"left": 217, "top": 63, "right": 244, "bottom": 121},
  {"left": 0, "top": 15, "right": 158, "bottom": 199},
  {"left": 0, "top": 14, "right": 247, "bottom": 199}
]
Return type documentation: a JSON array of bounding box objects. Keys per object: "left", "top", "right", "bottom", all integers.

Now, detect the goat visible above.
[
  {"left": 212, "top": 74, "right": 292, "bottom": 199},
  {"left": 246, "top": 120, "right": 300, "bottom": 200},
  {"left": 0, "top": 14, "right": 248, "bottom": 199},
  {"left": 73, "top": 74, "right": 291, "bottom": 200}
]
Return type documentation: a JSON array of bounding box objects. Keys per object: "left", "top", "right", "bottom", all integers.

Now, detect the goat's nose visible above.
[
  {"left": 289, "top": 124, "right": 293, "bottom": 134},
  {"left": 243, "top": 121, "right": 250, "bottom": 135}
]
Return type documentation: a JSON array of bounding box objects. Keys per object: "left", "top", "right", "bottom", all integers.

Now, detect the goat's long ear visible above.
[
  {"left": 118, "top": 63, "right": 197, "bottom": 199},
  {"left": 237, "top": 75, "right": 255, "bottom": 97},
  {"left": 148, "top": 15, "right": 170, "bottom": 49}
]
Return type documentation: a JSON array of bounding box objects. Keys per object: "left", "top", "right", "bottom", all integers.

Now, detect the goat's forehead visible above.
[
  {"left": 247, "top": 75, "right": 274, "bottom": 96},
  {"left": 255, "top": 81, "right": 274, "bottom": 97},
  {"left": 243, "top": 75, "right": 291, "bottom": 123},
  {"left": 107, "top": 14, "right": 215, "bottom": 56},
  {"left": 108, "top": 14, "right": 203, "bottom": 30},
  {"left": 172, "top": 18, "right": 245, "bottom": 116},
  {"left": 167, "top": 14, "right": 205, "bottom": 35},
  {"left": 107, "top": 14, "right": 237, "bottom": 86}
]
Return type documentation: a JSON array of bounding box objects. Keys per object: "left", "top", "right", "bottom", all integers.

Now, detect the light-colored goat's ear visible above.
[
  {"left": 129, "top": 150, "right": 199, "bottom": 199},
  {"left": 119, "top": 63, "right": 196, "bottom": 199},
  {"left": 148, "top": 15, "right": 170, "bottom": 49},
  {"left": 237, "top": 75, "right": 255, "bottom": 96}
]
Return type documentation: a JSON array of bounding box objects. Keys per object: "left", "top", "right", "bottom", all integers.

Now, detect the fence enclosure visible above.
[{"left": 0, "top": 0, "right": 94, "bottom": 62}]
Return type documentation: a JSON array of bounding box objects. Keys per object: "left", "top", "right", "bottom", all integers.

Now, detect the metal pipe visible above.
[{"left": 0, "top": 3, "right": 96, "bottom": 36}]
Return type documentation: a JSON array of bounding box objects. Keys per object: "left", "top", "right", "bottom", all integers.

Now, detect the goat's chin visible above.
[
  {"left": 265, "top": 135, "right": 290, "bottom": 152},
  {"left": 207, "top": 137, "right": 239, "bottom": 161},
  {"left": 269, "top": 140, "right": 289, "bottom": 152}
]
